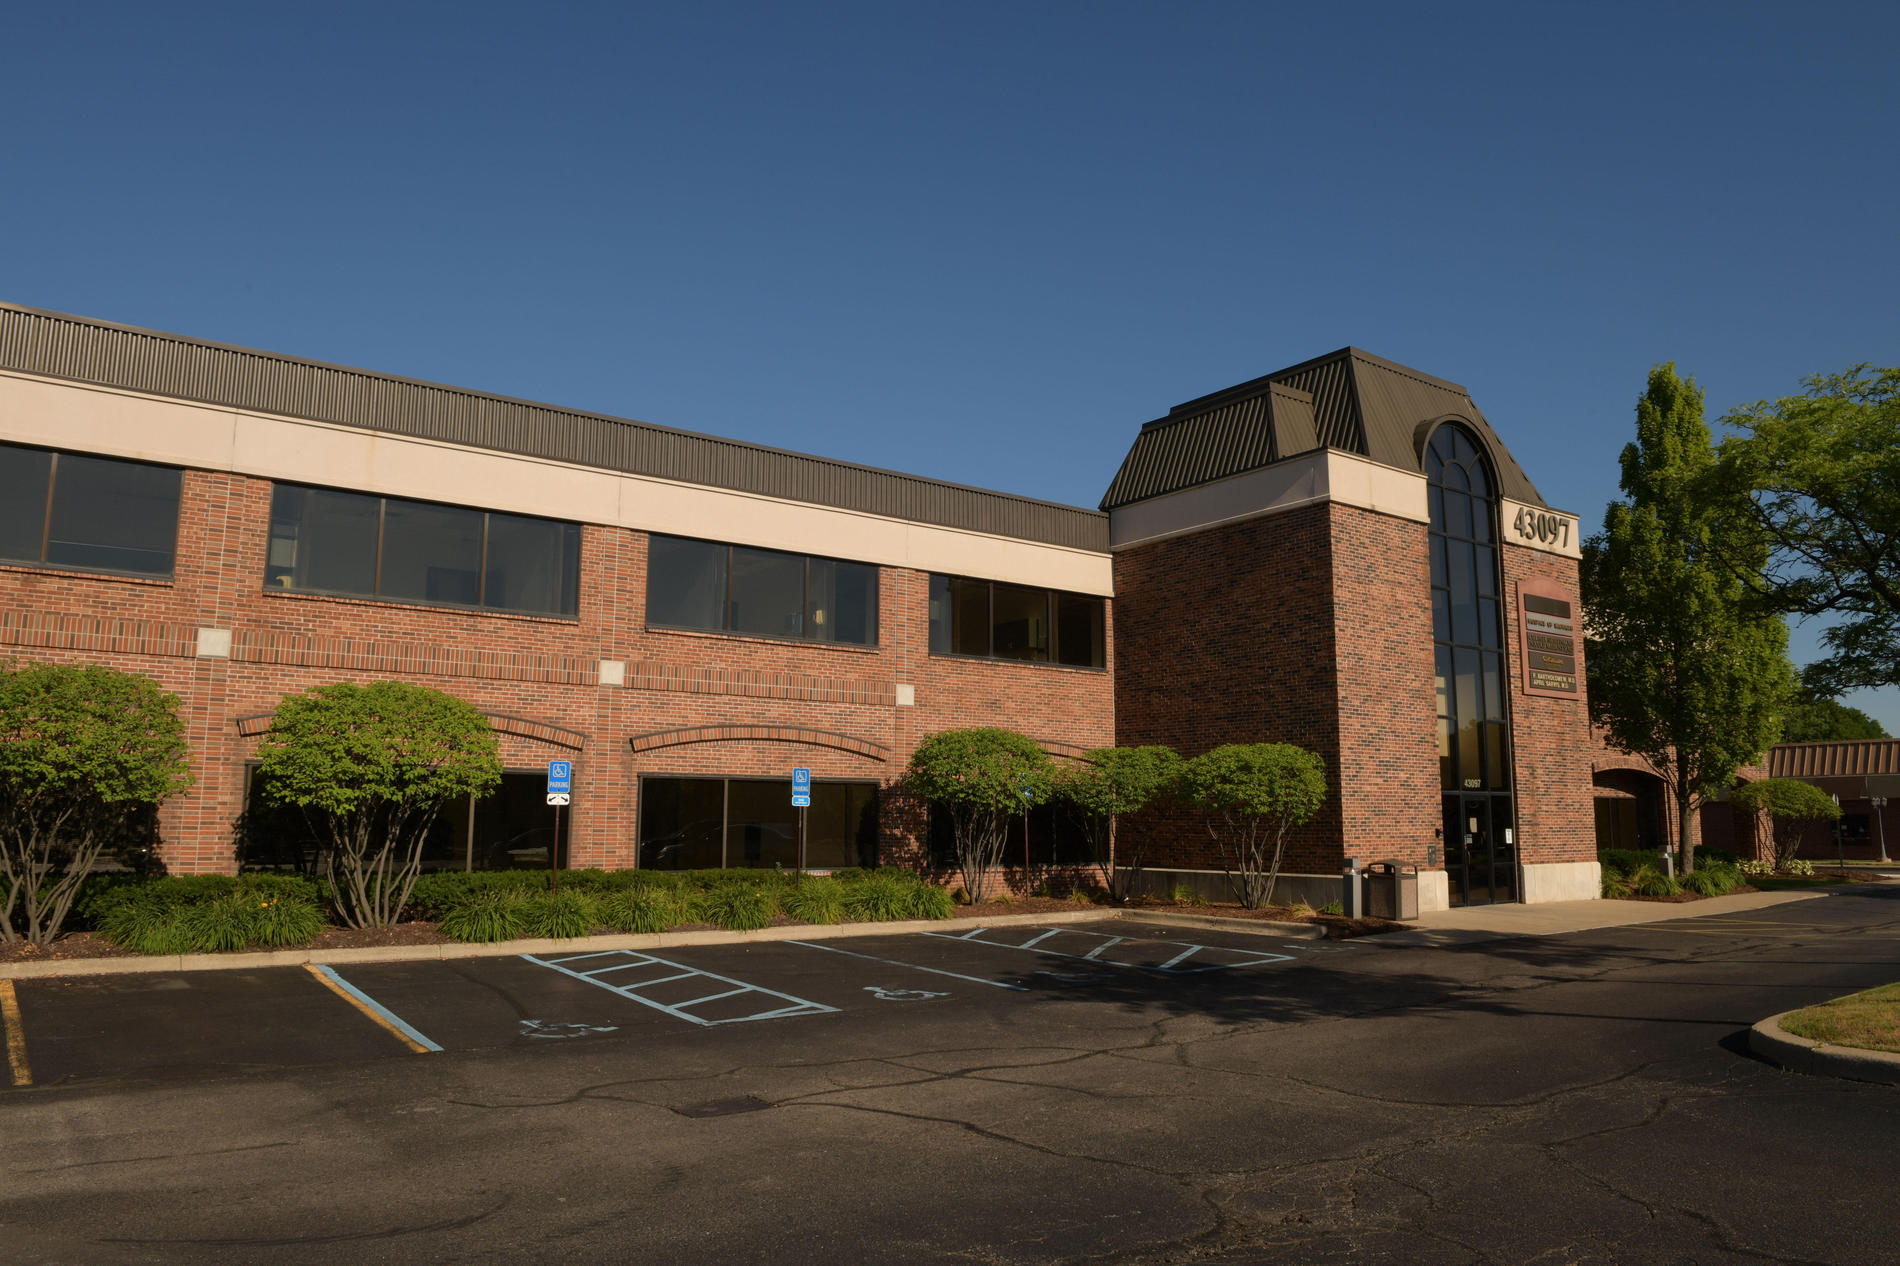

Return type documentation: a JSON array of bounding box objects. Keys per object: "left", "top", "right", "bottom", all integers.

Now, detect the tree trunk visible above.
[{"left": 1675, "top": 751, "right": 1696, "bottom": 875}]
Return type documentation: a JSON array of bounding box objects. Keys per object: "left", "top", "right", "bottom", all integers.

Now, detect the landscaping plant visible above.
[
  {"left": 1050, "top": 745, "right": 1183, "bottom": 901},
  {"left": 0, "top": 661, "right": 193, "bottom": 946},
  {"left": 905, "top": 727, "right": 1053, "bottom": 903},
  {"left": 254, "top": 681, "right": 502, "bottom": 929},
  {"left": 1731, "top": 778, "right": 1842, "bottom": 870},
  {"left": 1180, "top": 743, "right": 1328, "bottom": 909}
]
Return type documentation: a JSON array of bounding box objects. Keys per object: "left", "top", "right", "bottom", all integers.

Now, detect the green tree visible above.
[
  {"left": 1583, "top": 364, "right": 1795, "bottom": 874},
  {"left": 905, "top": 728, "right": 1051, "bottom": 903},
  {"left": 1178, "top": 743, "right": 1326, "bottom": 909},
  {"left": 1050, "top": 745, "right": 1183, "bottom": 901},
  {"left": 1717, "top": 366, "right": 1900, "bottom": 693},
  {"left": 1732, "top": 778, "right": 1841, "bottom": 870},
  {"left": 254, "top": 681, "right": 501, "bottom": 928},
  {"left": 0, "top": 662, "right": 192, "bottom": 946},
  {"left": 1779, "top": 673, "right": 1890, "bottom": 743}
]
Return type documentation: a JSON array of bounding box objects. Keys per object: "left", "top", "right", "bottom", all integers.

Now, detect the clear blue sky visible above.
[{"left": 5, "top": 2, "right": 1897, "bottom": 725}]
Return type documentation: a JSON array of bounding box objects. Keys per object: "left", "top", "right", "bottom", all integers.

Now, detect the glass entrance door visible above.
[{"left": 1445, "top": 794, "right": 1517, "bottom": 907}]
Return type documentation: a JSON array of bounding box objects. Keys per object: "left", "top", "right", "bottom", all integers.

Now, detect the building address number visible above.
[{"left": 1511, "top": 506, "right": 1574, "bottom": 548}]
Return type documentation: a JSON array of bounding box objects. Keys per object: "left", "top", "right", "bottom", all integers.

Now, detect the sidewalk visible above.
[{"left": 1378, "top": 889, "right": 1829, "bottom": 947}]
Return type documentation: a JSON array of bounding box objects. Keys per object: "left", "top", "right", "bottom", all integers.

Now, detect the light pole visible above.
[
  {"left": 1873, "top": 796, "right": 1889, "bottom": 864},
  {"left": 1832, "top": 793, "right": 1843, "bottom": 872}
]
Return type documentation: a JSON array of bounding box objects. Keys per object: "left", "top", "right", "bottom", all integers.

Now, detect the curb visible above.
[
  {"left": 1749, "top": 1012, "right": 1900, "bottom": 1086},
  {"left": 0, "top": 908, "right": 1122, "bottom": 981},
  {"left": 1115, "top": 910, "right": 1325, "bottom": 941}
]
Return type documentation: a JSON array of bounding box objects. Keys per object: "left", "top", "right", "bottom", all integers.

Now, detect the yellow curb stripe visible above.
[
  {"left": 303, "top": 964, "right": 434, "bottom": 1055},
  {"left": 1, "top": 979, "right": 32, "bottom": 1087}
]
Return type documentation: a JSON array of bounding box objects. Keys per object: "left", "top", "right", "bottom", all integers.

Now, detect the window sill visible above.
[
  {"left": 0, "top": 561, "right": 175, "bottom": 587},
  {"left": 643, "top": 624, "right": 882, "bottom": 654},
  {"left": 260, "top": 586, "right": 582, "bottom": 625},
  {"left": 925, "top": 650, "right": 1108, "bottom": 674}
]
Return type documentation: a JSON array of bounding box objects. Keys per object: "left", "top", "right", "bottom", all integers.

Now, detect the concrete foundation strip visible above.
[{"left": 1749, "top": 1012, "right": 1900, "bottom": 1087}]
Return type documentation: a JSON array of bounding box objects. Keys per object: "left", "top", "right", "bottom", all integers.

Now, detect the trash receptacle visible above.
[{"left": 1361, "top": 860, "right": 1420, "bottom": 921}]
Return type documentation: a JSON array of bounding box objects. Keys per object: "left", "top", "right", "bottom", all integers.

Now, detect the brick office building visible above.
[{"left": 1, "top": 306, "right": 1598, "bottom": 908}]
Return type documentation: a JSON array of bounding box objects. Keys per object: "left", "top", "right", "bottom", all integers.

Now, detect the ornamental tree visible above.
[
  {"left": 1178, "top": 743, "right": 1326, "bottom": 909},
  {"left": 905, "top": 727, "right": 1052, "bottom": 903},
  {"left": 1051, "top": 745, "right": 1183, "bottom": 901},
  {"left": 255, "top": 681, "right": 501, "bottom": 928},
  {"left": 1717, "top": 366, "right": 1900, "bottom": 694},
  {"left": 1731, "top": 778, "right": 1841, "bottom": 870},
  {"left": 0, "top": 661, "right": 192, "bottom": 946},
  {"left": 1582, "top": 363, "right": 1795, "bottom": 875}
]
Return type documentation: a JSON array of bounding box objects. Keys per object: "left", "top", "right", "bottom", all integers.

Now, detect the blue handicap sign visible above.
[
  {"left": 547, "top": 760, "right": 572, "bottom": 794},
  {"left": 792, "top": 767, "right": 811, "bottom": 807}
]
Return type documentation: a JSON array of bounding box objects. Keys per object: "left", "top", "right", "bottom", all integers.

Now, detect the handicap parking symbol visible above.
[{"left": 864, "top": 986, "right": 947, "bottom": 1002}]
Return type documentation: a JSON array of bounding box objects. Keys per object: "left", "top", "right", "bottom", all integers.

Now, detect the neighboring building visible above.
[
  {"left": 0, "top": 305, "right": 1598, "bottom": 908},
  {"left": 1697, "top": 741, "right": 1900, "bottom": 863}
]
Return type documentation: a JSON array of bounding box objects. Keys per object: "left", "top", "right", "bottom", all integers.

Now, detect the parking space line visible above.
[
  {"left": 1, "top": 980, "right": 31, "bottom": 1087},
  {"left": 524, "top": 951, "right": 838, "bottom": 1026},
  {"left": 786, "top": 939, "right": 1029, "bottom": 991},
  {"left": 305, "top": 966, "right": 442, "bottom": 1054},
  {"left": 923, "top": 925, "right": 1296, "bottom": 973}
]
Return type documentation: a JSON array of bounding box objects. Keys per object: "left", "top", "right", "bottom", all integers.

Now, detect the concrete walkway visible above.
[{"left": 1380, "top": 889, "right": 1829, "bottom": 947}]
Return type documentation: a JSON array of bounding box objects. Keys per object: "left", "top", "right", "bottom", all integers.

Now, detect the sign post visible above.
[
  {"left": 791, "top": 768, "right": 811, "bottom": 875},
  {"left": 546, "top": 760, "right": 572, "bottom": 892},
  {"left": 1019, "top": 773, "right": 1034, "bottom": 884}
]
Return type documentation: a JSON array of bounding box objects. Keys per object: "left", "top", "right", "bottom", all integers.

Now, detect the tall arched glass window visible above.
[{"left": 1426, "top": 424, "right": 1516, "bottom": 906}]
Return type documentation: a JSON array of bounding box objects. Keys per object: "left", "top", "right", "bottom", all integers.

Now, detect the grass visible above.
[{"left": 1781, "top": 982, "right": 1900, "bottom": 1055}]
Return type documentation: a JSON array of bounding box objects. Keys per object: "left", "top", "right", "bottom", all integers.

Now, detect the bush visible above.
[
  {"left": 1602, "top": 867, "right": 1635, "bottom": 898},
  {"left": 1739, "top": 857, "right": 1773, "bottom": 875},
  {"left": 91, "top": 875, "right": 327, "bottom": 954},
  {"left": 598, "top": 886, "right": 688, "bottom": 934},
  {"left": 439, "top": 890, "right": 528, "bottom": 943},
  {"left": 1682, "top": 869, "right": 1727, "bottom": 897},
  {"left": 843, "top": 874, "right": 913, "bottom": 922},
  {"left": 905, "top": 882, "right": 955, "bottom": 921},
  {"left": 783, "top": 877, "right": 847, "bottom": 924},
  {"left": 1628, "top": 864, "right": 1681, "bottom": 897},
  {"left": 1787, "top": 858, "right": 1815, "bottom": 876},
  {"left": 519, "top": 890, "right": 597, "bottom": 939},
  {"left": 695, "top": 885, "right": 776, "bottom": 932}
]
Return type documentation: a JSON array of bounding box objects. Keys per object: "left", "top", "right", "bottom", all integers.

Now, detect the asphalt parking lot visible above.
[
  {"left": 5, "top": 893, "right": 1900, "bottom": 1265},
  {"left": 4, "top": 920, "right": 1351, "bottom": 1088}
]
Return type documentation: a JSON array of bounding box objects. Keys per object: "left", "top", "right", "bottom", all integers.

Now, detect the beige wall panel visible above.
[
  {"left": 1323, "top": 451, "right": 1429, "bottom": 522},
  {"left": 1108, "top": 448, "right": 1428, "bottom": 551},
  {"left": 0, "top": 369, "right": 1113, "bottom": 594}
]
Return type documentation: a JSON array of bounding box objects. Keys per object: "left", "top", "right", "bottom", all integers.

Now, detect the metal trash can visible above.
[{"left": 1361, "top": 860, "right": 1420, "bottom": 921}]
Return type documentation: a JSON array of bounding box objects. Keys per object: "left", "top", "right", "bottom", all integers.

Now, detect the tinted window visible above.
[
  {"left": 931, "top": 576, "right": 1104, "bottom": 669},
  {"left": 639, "top": 777, "right": 879, "bottom": 871},
  {"left": 379, "top": 500, "right": 483, "bottom": 605},
  {"left": 485, "top": 513, "right": 582, "bottom": 616},
  {"left": 0, "top": 444, "right": 51, "bottom": 564},
  {"left": 646, "top": 536, "right": 877, "bottom": 646},
  {"left": 648, "top": 536, "right": 727, "bottom": 630},
  {"left": 265, "top": 483, "right": 579, "bottom": 616},
  {"left": 0, "top": 446, "right": 181, "bottom": 578},
  {"left": 729, "top": 546, "right": 805, "bottom": 639}
]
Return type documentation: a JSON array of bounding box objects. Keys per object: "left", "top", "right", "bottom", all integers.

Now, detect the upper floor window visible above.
[
  {"left": 928, "top": 576, "right": 1105, "bottom": 668},
  {"left": 646, "top": 535, "right": 878, "bottom": 646},
  {"left": 265, "top": 484, "right": 581, "bottom": 617},
  {"left": 0, "top": 442, "right": 181, "bottom": 579}
]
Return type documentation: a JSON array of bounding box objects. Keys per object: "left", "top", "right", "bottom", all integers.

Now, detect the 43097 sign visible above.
[{"left": 1512, "top": 507, "right": 1573, "bottom": 548}]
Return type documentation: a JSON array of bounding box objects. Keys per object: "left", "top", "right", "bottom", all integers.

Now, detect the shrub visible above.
[
  {"left": 1179, "top": 743, "right": 1327, "bottom": 908},
  {"left": 520, "top": 890, "right": 597, "bottom": 939},
  {"left": 1602, "top": 868, "right": 1635, "bottom": 899},
  {"left": 844, "top": 874, "right": 913, "bottom": 922},
  {"left": 1787, "top": 858, "right": 1815, "bottom": 876},
  {"left": 1732, "top": 778, "right": 1842, "bottom": 870},
  {"left": 905, "top": 882, "right": 955, "bottom": 921},
  {"left": 439, "top": 890, "right": 528, "bottom": 943},
  {"left": 1628, "top": 864, "right": 1681, "bottom": 897},
  {"left": 91, "top": 875, "right": 326, "bottom": 953},
  {"left": 598, "top": 886, "right": 688, "bottom": 934},
  {"left": 1682, "top": 869, "right": 1726, "bottom": 897},
  {"left": 783, "top": 877, "right": 847, "bottom": 925},
  {"left": 695, "top": 885, "right": 775, "bottom": 932},
  {"left": 1169, "top": 883, "right": 1206, "bottom": 907},
  {"left": 1320, "top": 901, "right": 1344, "bottom": 916},
  {"left": 1739, "top": 857, "right": 1773, "bottom": 876}
]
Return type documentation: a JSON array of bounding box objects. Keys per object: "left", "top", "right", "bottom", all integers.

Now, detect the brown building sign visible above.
[{"left": 1518, "top": 579, "right": 1579, "bottom": 697}]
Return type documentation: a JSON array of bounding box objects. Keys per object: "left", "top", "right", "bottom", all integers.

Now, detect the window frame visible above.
[
  {"left": 635, "top": 772, "right": 882, "bottom": 871},
  {"left": 0, "top": 442, "right": 183, "bottom": 581},
  {"left": 643, "top": 533, "right": 881, "bottom": 649},
  {"left": 263, "top": 481, "right": 583, "bottom": 620},
  {"left": 927, "top": 574, "right": 1107, "bottom": 671}
]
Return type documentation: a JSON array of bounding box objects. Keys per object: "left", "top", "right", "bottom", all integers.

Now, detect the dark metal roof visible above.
[
  {"left": 1101, "top": 347, "right": 1546, "bottom": 511},
  {"left": 0, "top": 303, "right": 1109, "bottom": 552},
  {"left": 1769, "top": 740, "right": 1900, "bottom": 780}
]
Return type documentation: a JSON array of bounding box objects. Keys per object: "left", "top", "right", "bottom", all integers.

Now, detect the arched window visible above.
[{"left": 1426, "top": 423, "right": 1516, "bottom": 905}]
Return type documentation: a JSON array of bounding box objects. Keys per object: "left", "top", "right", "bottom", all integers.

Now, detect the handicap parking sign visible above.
[{"left": 792, "top": 767, "right": 810, "bottom": 807}]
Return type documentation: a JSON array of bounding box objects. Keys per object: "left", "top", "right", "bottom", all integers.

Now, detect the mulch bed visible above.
[{"left": 0, "top": 932, "right": 142, "bottom": 965}]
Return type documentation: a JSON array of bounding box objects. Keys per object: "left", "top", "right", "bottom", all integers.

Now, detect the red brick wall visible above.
[
  {"left": 1500, "top": 546, "right": 1597, "bottom": 865},
  {"left": 0, "top": 468, "right": 1114, "bottom": 873}
]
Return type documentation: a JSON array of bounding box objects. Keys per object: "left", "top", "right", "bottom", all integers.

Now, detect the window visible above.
[
  {"left": 0, "top": 442, "right": 181, "bottom": 578},
  {"left": 638, "top": 776, "right": 878, "bottom": 870},
  {"left": 928, "top": 576, "right": 1105, "bottom": 668},
  {"left": 240, "top": 768, "right": 569, "bottom": 871},
  {"left": 265, "top": 484, "right": 581, "bottom": 617},
  {"left": 646, "top": 535, "right": 878, "bottom": 646},
  {"left": 926, "top": 802, "right": 1093, "bottom": 868}
]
